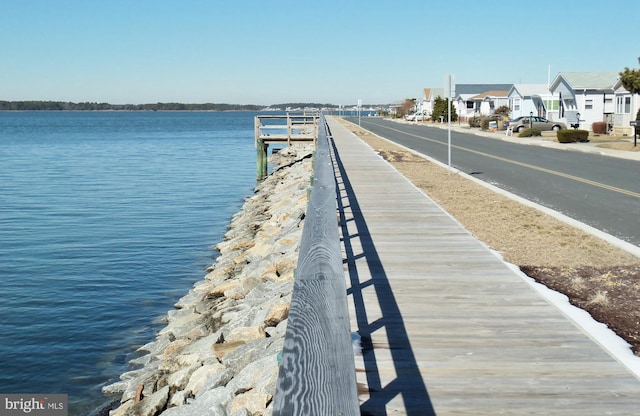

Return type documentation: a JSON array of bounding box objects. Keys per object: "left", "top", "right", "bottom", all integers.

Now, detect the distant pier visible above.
[{"left": 254, "top": 113, "right": 319, "bottom": 180}]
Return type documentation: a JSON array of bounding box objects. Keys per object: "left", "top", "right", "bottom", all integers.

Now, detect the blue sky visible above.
[{"left": 1, "top": 0, "right": 638, "bottom": 106}]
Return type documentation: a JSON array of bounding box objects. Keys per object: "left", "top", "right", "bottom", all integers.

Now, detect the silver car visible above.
[
  {"left": 508, "top": 116, "right": 566, "bottom": 133},
  {"left": 405, "top": 111, "right": 429, "bottom": 121}
]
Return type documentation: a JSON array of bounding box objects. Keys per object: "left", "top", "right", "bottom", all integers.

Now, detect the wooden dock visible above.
[
  {"left": 254, "top": 113, "right": 319, "bottom": 180},
  {"left": 325, "top": 116, "right": 640, "bottom": 415},
  {"left": 254, "top": 113, "right": 318, "bottom": 146}
]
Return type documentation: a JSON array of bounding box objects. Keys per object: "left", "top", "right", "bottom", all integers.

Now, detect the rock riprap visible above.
[{"left": 103, "top": 146, "right": 314, "bottom": 416}]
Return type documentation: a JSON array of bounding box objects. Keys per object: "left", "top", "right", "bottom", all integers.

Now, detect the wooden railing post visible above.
[{"left": 256, "top": 138, "right": 268, "bottom": 181}]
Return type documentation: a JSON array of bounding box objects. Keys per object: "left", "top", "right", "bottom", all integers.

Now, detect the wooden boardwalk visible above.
[{"left": 326, "top": 117, "right": 640, "bottom": 415}]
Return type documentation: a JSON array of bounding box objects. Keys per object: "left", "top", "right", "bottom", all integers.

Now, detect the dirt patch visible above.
[
  {"left": 341, "top": 119, "right": 640, "bottom": 355},
  {"left": 521, "top": 265, "right": 640, "bottom": 354}
]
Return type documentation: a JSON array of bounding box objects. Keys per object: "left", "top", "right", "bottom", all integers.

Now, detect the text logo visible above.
[{"left": 0, "top": 395, "right": 67, "bottom": 416}]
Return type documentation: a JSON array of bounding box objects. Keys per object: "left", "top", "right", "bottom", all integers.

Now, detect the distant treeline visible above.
[
  {"left": 0, "top": 101, "right": 341, "bottom": 111},
  {"left": 0, "top": 101, "right": 267, "bottom": 111},
  {"left": 277, "top": 103, "right": 338, "bottom": 109}
]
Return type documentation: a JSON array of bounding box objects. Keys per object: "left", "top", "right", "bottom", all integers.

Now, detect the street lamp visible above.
[{"left": 529, "top": 111, "right": 533, "bottom": 129}]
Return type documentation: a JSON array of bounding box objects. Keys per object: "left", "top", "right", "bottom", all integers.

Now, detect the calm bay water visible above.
[{"left": 0, "top": 111, "right": 264, "bottom": 415}]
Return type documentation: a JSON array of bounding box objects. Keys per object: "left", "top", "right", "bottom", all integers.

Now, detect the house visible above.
[
  {"left": 417, "top": 87, "right": 444, "bottom": 117},
  {"left": 548, "top": 72, "right": 618, "bottom": 131},
  {"left": 452, "top": 84, "right": 513, "bottom": 119},
  {"left": 507, "top": 84, "right": 560, "bottom": 121},
  {"left": 612, "top": 78, "right": 640, "bottom": 136},
  {"left": 469, "top": 90, "right": 510, "bottom": 116}
]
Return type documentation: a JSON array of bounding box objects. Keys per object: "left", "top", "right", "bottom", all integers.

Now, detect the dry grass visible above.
[
  {"left": 587, "top": 291, "right": 610, "bottom": 306},
  {"left": 597, "top": 142, "right": 640, "bottom": 152}
]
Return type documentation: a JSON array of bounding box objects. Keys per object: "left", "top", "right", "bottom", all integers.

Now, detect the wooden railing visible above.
[
  {"left": 254, "top": 113, "right": 319, "bottom": 180},
  {"left": 254, "top": 113, "right": 319, "bottom": 146},
  {"left": 272, "top": 115, "right": 360, "bottom": 415}
]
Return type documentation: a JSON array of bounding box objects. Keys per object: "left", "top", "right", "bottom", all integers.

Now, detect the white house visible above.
[
  {"left": 418, "top": 87, "right": 444, "bottom": 117},
  {"left": 612, "top": 78, "right": 640, "bottom": 136},
  {"left": 549, "top": 72, "right": 618, "bottom": 131},
  {"left": 507, "top": 84, "right": 560, "bottom": 121},
  {"left": 452, "top": 84, "right": 513, "bottom": 119},
  {"left": 469, "top": 90, "right": 510, "bottom": 116}
]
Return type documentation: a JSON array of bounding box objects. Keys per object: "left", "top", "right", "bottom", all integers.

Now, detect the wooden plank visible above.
[{"left": 326, "top": 116, "right": 640, "bottom": 415}]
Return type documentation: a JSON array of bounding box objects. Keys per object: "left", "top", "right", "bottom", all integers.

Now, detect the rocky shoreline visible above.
[{"left": 102, "top": 145, "right": 314, "bottom": 416}]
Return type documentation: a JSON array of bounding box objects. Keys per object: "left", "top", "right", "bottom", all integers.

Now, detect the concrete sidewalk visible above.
[{"left": 326, "top": 116, "right": 640, "bottom": 415}]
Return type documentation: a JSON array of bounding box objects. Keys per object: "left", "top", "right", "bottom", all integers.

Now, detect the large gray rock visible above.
[
  {"left": 165, "top": 365, "right": 198, "bottom": 392},
  {"left": 184, "top": 363, "right": 225, "bottom": 396},
  {"left": 222, "top": 338, "right": 282, "bottom": 376},
  {"left": 229, "top": 390, "right": 272, "bottom": 416},
  {"left": 159, "top": 387, "right": 232, "bottom": 416},
  {"left": 125, "top": 385, "right": 169, "bottom": 416},
  {"left": 197, "top": 368, "right": 234, "bottom": 397},
  {"left": 225, "top": 354, "right": 279, "bottom": 397}
]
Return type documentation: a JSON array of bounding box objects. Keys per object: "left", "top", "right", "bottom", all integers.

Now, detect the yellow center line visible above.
[{"left": 368, "top": 122, "right": 640, "bottom": 199}]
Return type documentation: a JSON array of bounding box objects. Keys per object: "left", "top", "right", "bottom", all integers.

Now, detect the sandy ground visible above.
[{"left": 337, "top": 118, "right": 640, "bottom": 355}]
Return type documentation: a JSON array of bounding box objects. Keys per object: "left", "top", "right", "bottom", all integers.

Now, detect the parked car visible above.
[
  {"left": 508, "top": 116, "right": 566, "bottom": 133},
  {"left": 405, "top": 111, "right": 429, "bottom": 121}
]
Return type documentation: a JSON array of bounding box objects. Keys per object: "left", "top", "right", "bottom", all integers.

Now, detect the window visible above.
[
  {"left": 543, "top": 99, "right": 559, "bottom": 111},
  {"left": 585, "top": 99, "right": 593, "bottom": 110},
  {"left": 617, "top": 96, "right": 632, "bottom": 114}
]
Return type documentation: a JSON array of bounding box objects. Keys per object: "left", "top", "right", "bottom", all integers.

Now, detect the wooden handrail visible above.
[
  {"left": 254, "top": 113, "right": 319, "bottom": 180},
  {"left": 254, "top": 114, "right": 319, "bottom": 146},
  {"left": 272, "top": 115, "right": 359, "bottom": 415}
]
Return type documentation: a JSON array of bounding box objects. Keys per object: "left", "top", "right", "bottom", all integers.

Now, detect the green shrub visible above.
[
  {"left": 468, "top": 116, "right": 482, "bottom": 128},
  {"left": 517, "top": 128, "right": 542, "bottom": 137},
  {"left": 474, "top": 115, "right": 504, "bottom": 130},
  {"left": 557, "top": 129, "right": 589, "bottom": 143},
  {"left": 592, "top": 121, "right": 607, "bottom": 134},
  {"left": 494, "top": 105, "right": 511, "bottom": 118}
]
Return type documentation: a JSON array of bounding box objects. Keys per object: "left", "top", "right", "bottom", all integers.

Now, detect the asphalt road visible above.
[{"left": 344, "top": 117, "right": 640, "bottom": 248}]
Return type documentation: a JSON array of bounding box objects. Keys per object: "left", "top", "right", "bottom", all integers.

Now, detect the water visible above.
[{"left": 0, "top": 111, "right": 264, "bottom": 415}]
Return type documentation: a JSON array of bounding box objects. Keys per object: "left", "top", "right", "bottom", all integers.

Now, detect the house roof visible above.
[
  {"left": 550, "top": 72, "right": 619, "bottom": 91},
  {"left": 430, "top": 88, "right": 444, "bottom": 99},
  {"left": 612, "top": 78, "right": 639, "bottom": 93},
  {"left": 455, "top": 84, "right": 513, "bottom": 95},
  {"left": 509, "top": 83, "right": 550, "bottom": 97},
  {"left": 470, "top": 90, "right": 509, "bottom": 100}
]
